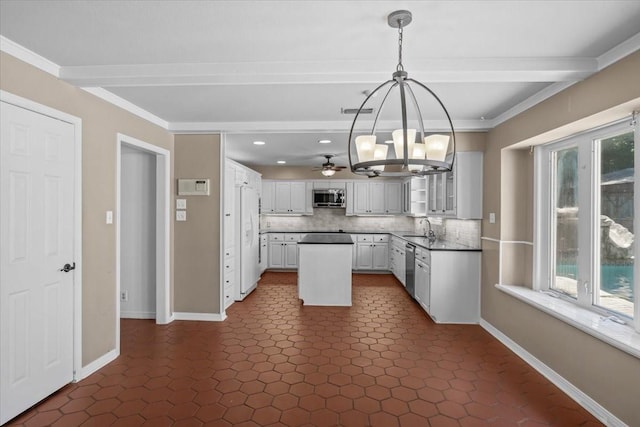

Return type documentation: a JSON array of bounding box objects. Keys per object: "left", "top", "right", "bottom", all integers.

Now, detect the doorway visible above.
[{"left": 116, "top": 134, "right": 171, "bottom": 352}]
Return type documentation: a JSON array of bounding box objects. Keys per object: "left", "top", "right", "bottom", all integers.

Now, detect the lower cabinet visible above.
[
  {"left": 223, "top": 247, "right": 235, "bottom": 309},
  {"left": 414, "top": 249, "right": 430, "bottom": 313},
  {"left": 389, "top": 237, "right": 405, "bottom": 286},
  {"left": 415, "top": 251, "right": 480, "bottom": 324},
  {"left": 354, "top": 234, "right": 388, "bottom": 270},
  {"left": 268, "top": 233, "right": 302, "bottom": 269}
]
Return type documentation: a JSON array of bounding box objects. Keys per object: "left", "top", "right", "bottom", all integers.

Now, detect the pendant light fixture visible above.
[{"left": 348, "top": 10, "right": 456, "bottom": 177}]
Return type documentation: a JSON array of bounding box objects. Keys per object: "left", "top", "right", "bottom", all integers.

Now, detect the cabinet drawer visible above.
[
  {"left": 373, "top": 234, "right": 389, "bottom": 243},
  {"left": 224, "top": 287, "right": 233, "bottom": 308},
  {"left": 356, "top": 234, "right": 373, "bottom": 242},
  {"left": 418, "top": 250, "right": 430, "bottom": 263},
  {"left": 269, "top": 233, "right": 284, "bottom": 242},
  {"left": 285, "top": 233, "right": 301, "bottom": 242}
]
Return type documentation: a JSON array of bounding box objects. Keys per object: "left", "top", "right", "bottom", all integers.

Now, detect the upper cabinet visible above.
[
  {"left": 262, "top": 180, "right": 313, "bottom": 215},
  {"left": 349, "top": 181, "right": 401, "bottom": 215},
  {"left": 402, "top": 177, "right": 428, "bottom": 217},
  {"left": 423, "top": 152, "right": 483, "bottom": 219}
]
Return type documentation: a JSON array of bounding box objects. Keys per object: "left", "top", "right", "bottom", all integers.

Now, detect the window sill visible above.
[{"left": 496, "top": 284, "right": 640, "bottom": 359}]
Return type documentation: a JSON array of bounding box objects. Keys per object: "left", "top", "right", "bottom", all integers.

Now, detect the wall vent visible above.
[{"left": 341, "top": 107, "right": 374, "bottom": 115}]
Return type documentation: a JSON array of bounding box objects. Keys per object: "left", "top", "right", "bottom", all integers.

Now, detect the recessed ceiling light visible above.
[
  {"left": 318, "top": 139, "right": 331, "bottom": 144},
  {"left": 253, "top": 140, "right": 266, "bottom": 145},
  {"left": 277, "top": 160, "right": 286, "bottom": 164}
]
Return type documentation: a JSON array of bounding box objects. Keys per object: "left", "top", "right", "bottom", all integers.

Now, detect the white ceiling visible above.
[{"left": 1, "top": 1, "right": 639, "bottom": 168}]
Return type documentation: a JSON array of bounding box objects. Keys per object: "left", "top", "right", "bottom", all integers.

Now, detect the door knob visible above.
[{"left": 60, "top": 262, "right": 76, "bottom": 273}]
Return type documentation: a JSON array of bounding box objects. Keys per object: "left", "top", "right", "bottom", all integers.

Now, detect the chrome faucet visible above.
[{"left": 420, "top": 218, "right": 437, "bottom": 243}]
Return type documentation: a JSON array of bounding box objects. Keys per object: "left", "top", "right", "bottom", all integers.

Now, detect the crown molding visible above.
[
  {"left": 82, "top": 88, "right": 169, "bottom": 129},
  {"left": 0, "top": 35, "right": 60, "bottom": 77}
]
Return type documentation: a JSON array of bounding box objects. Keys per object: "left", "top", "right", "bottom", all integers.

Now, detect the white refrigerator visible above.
[{"left": 236, "top": 185, "right": 260, "bottom": 300}]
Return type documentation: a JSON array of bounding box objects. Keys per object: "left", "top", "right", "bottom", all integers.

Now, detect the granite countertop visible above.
[
  {"left": 261, "top": 230, "right": 480, "bottom": 251},
  {"left": 298, "top": 233, "right": 354, "bottom": 245}
]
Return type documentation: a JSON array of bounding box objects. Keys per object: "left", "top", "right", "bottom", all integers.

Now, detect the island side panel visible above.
[{"left": 298, "top": 244, "right": 352, "bottom": 306}]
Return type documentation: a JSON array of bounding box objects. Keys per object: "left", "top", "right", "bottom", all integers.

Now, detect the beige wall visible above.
[
  {"left": 483, "top": 51, "right": 640, "bottom": 424},
  {"left": 174, "top": 135, "right": 221, "bottom": 314},
  {"left": 253, "top": 132, "right": 487, "bottom": 179},
  {"left": 0, "top": 52, "right": 175, "bottom": 366}
]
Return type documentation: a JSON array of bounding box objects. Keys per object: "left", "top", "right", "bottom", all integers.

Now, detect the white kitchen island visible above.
[{"left": 297, "top": 233, "right": 354, "bottom": 306}]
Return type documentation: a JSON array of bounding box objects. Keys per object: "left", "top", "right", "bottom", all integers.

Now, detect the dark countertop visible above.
[
  {"left": 261, "top": 230, "right": 480, "bottom": 251},
  {"left": 298, "top": 234, "right": 354, "bottom": 245}
]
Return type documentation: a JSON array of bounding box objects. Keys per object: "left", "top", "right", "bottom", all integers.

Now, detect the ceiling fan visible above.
[{"left": 312, "top": 155, "right": 347, "bottom": 177}]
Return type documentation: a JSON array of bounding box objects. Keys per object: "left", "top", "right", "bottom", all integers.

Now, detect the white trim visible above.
[
  {"left": 116, "top": 133, "right": 172, "bottom": 360},
  {"left": 0, "top": 36, "right": 60, "bottom": 77},
  {"left": 120, "top": 311, "right": 156, "bottom": 320},
  {"left": 59, "top": 57, "right": 596, "bottom": 87},
  {"left": 77, "top": 349, "right": 119, "bottom": 381},
  {"left": 495, "top": 284, "right": 640, "bottom": 359},
  {"left": 173, "top": 312, "right": 227, "bottom": 322},
  {"left": 490, "top": 81, "right": 578, "bottom": 128},
  {"left": 0, "top": 90, "right": 84, "bottom": 383},
  {"left": 220, "top": 134, "right": 227, "bottom": 317},
  {"left": 480, "top": 318, "right": 628, "bottom": 427},
  {"left": 168, "top": 119, "right": 479, "bottom": 134},
  {"left": 597, "top": 32, "right": 640, "bottom": 71},
  {"left": 480, "top": 237, "right": 534, "bottom": 286},
  {"left": 83, "top": 88, "right": 169, "bottom": 130}
]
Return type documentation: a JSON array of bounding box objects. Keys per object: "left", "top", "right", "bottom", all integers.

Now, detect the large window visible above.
[{"left": 536, "top": 119, "right": 638, "bottom": 329}]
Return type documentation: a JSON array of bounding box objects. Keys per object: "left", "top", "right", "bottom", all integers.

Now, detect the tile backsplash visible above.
[
  {"left": 261, "top": 208, "right": 414, "bottom": 232},
  {"left": 260, "top": 209, "right": 481, "bottom": 248},
  {"left": 414, "top": 217, "right": 481, "bottom": 248}
]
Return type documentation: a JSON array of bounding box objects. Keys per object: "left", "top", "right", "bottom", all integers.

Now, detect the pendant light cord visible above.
[{"left": 397, "top": 23, "right": 404, "bottom": 72}]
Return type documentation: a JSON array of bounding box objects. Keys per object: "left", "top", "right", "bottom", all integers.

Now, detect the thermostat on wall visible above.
[{"left": 178, "top": 178, "right": 210, "bottom": 196}]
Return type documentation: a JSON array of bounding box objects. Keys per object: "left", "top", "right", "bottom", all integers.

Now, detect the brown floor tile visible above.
[{"left": 5, "top": 272, "right": 603, "bottom": 426}]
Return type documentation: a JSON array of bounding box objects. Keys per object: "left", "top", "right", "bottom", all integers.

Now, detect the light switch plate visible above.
[
  {"left": 176, "top": 199, "right": 187, "bottom": 209},
  {"left": 106, "top": 210, "right": 113, "bottom": 224},
  {"left": 489, "top": 212, "right": 496, "bottom": 224},
  {"left": 176, "top": 210, "right": 187, "bottom": 221}
]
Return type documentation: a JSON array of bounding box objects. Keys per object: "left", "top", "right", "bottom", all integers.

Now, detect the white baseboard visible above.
[
  {"left": 173, "top": 312, "right": 227, "bottom": 322},
  {"left": 120, "top": 311, "right": 156, "bottom": 319},
  {"left": 480, "top": 319, "right": 627, "bottom": 427},
  {"left": 76, "top": 349, "right": 119, "bottom": 382}
]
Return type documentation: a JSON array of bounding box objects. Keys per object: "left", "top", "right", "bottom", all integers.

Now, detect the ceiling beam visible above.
[{"left": 60, "top": 57, "right": 597, "bottom": 87}]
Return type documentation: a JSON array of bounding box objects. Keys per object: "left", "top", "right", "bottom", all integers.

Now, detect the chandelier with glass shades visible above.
[{"left": 348, "top": 10, "right": 456, "bottom": 177}]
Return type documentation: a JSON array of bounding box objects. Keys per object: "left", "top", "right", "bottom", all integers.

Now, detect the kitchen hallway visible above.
[{"left": 7, "top": 272, "right": 601, "bottom": 426}]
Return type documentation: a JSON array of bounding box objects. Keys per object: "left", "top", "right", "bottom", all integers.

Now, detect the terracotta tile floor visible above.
[{"left": 8, "top": 272, "right": 602, "bottom": 427}]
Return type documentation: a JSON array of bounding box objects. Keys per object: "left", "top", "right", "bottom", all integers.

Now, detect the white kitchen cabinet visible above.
[
  {"left": 267, "top": 233, "right": 302, "bottom": 269},
  {"left": 403, "top": 177, "right": 428, "bottom": 217},
  {"left": 262, "top": 181, "right": 275, "bottom": 214},
  {"left": 268, "top": 234, "right": 284, "bottom": 268},
  {"left": 351, "top": 181, "right": 401, "bottom": 215},
  {"left": 384, "top": 182, "right": 402, "bottom": 214},
  {"left": 224, "top": 165, "right": 236, "bottom": 250},
  {"left": 414, "top": 249, "right": 431, "bottom": 313},
  {"left": 263, "top": 181, "right": 311, "bottom": 215},
  {"left": 427, "top": 152, "right": 483, "bottom": 219},
  {"left": 354, "top": 234, "right": 388, "bottom": 270},
  {"left": 417, "top": 251, "right": 480, "bottom": 324},
  {"left": 389, "top": 237, "right": 405, "bottom": 285},
  {"left": 314, "top": 180, "right": 346, "bottom": 190},
  {"left": 224, "top": 159, "right": 262, "bottom": 310},
  {"left": 259, "top": 234, "right": 268, "bottom": 273}
]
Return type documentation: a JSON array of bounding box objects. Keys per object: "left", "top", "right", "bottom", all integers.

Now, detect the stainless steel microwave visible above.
[{"left": 313, "top": 189, "right": 345, "bottom": 208}]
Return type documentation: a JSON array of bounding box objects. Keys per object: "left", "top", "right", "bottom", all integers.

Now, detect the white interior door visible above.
[{"left": 0, "top": 101, "right": 75, "bottom": 424}]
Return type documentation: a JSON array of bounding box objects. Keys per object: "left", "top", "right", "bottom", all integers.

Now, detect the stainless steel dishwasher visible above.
[{"left": 405, "top": 243, "right": 416, "bottom": 298}]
